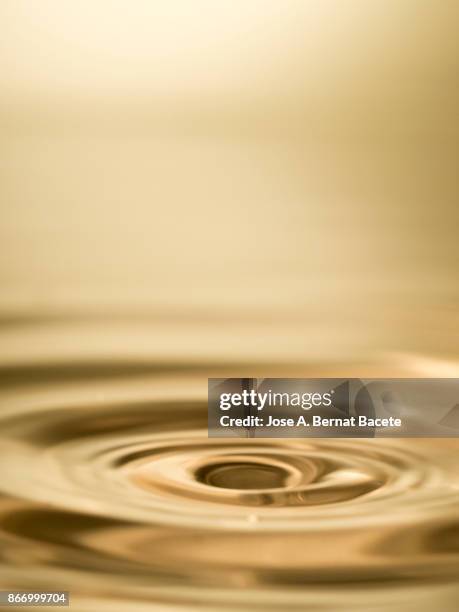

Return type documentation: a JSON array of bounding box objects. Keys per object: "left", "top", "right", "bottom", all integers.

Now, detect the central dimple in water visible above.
[
  {"left": 196, "top": 461, "right": 292, "bottom": 490},
  {"left": 0, "top": 360, "right": 459, "bottom": 611}
]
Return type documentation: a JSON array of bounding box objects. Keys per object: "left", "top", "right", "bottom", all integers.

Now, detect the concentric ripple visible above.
[{"left": 1, "top": 360, "right": 459, "bottom": 610}]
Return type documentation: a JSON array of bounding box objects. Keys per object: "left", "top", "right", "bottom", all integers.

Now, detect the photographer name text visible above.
[{"left": 219, "top": 415, "right": 402, "bottom": 428}]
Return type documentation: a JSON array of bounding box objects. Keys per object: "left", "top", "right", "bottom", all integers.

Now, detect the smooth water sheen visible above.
[{"left": 0, "top": 319, "right": 458, "bottom": 611}]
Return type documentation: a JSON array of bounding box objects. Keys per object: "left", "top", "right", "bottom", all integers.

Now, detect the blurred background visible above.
[
  {"left": 0, "top": 2, "right": 458, "bottom": 611},
  {"left": 1, "top": 0, "right": 458, "bottom": 367}
]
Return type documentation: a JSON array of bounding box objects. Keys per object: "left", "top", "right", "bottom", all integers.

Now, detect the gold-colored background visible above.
[
  {"left": 1, "top": 1, "right": 457, "bottom": 356},
  {"left": 0, "top": 2, "right": 458, "bottom": 610}
]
